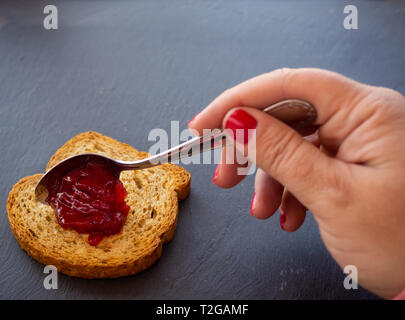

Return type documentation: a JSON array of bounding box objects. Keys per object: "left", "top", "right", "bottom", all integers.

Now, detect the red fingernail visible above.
[
  {"left": 280, "top": 210, "right": 286, "bottom": 231},
  {"left": 250, "top": 193, "right": 256, "bottom": 216},
  {"left": 188, "top": 112, "right": 200, "bottom": 126},
  {"left": 212, "top": 164, "right": 220, "bottom": 184},
  {"left": 225, "top": 109, "right": 257, "bottom": 144}
]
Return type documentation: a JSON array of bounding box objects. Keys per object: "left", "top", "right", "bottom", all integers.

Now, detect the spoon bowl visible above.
[{"left": 35, "top": 153, "right": 120, "bottom": 203}]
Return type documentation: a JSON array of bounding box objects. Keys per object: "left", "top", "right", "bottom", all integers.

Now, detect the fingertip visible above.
[
  {"left": 279, "top": 191, "right": 307, "bottom": 232},
  {"left": 250, "top": 192, "right": 256, "bottom": 216},
  {"left": 251, "top": 169, "right": 283, "bottom": 220},
  {"left": 211, "top": 164, "right": 246, "bottom": 189},
  {"left": 212, "top": 164, "right": 220, "bottom": 185},
  {"left": 280, "top": 209, "right": 286, "bottom": 231}
]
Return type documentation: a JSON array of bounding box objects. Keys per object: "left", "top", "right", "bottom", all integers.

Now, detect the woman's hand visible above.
[{"left": 188, "top": 68, "right": 405, "bottom": 299}]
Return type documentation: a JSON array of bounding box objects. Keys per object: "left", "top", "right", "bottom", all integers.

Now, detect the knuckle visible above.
[
  {"left": 289, "top": 148, "right": 317, "bottom": 181},
  {"left": 221, "top": 88, "right": 235, "bottom": 101},
  {"left": 222, "top": 87, "right": 242, "bottom": 106},
  {"left": 223, "top": 87, "right": 234, "bottom": 96},
  {"left": 375, "top": 86, "right": 404, "bottom": 100},
  {"left": 259, "top": 128, "right": 301, "bottom": 176},
  {"left": 275, "top": 67, "right": 293, "bottom": 77},
  {"left": 320, "top": 161, "right": 352, "bottom": 208},
  {"left": 363, "top": 88, "right": 405, "bottom": 123},
  {"left": 274, "top": 68, "right": 293, "bottom": 96},
  {"left": 370, "top": 87, "right": 404, "bottom": 112}
]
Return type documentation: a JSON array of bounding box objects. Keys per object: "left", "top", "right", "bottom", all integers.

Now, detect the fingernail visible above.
[
  {"left": 280, "top": 209, "right": 286, "bottom": 231},
  {"left": 250, "top": 193, "right": 256, "bottom": 216},
  {"left": 212, "top": 164, "right": 220, "bottom": 184},
  {"left": 188, "top": 112, "right": 200, "bottom": 126},
  {"left": 225, "top": 109, "right": 257, "bottom": 144}
]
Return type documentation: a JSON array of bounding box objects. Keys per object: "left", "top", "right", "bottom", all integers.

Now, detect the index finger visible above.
[{"left": 188, "top": 68, "right": 368, "bottom": 135}]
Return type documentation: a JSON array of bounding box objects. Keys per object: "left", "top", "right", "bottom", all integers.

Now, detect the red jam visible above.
[{"left": 46, "top": 161, "right": 130, "bottom": 246}]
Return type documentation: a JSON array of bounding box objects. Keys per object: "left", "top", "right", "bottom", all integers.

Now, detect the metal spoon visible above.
[{"left": 35, "top": 99, "right": 316, "bottom": 203}]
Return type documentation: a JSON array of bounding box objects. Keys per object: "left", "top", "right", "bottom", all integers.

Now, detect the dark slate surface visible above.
[{"left": 1, "top": 0, "right": 404, "bottom": 300}]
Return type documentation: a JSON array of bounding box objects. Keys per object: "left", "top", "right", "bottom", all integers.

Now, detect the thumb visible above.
[{"left": 222, "top": 107, "right": 348, "bottom": 209}]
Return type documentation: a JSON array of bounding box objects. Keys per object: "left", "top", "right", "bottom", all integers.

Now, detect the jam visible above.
[{"left": 46, "top": 161, "right": 130, "bottom": 246}]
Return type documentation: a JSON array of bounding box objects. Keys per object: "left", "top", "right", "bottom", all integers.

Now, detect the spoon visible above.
[{"left": 35, "top": 99, "right": 317, "bottom": 203}]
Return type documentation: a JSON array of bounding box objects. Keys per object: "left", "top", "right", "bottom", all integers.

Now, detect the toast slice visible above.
[{"left": 7, "top": 131, "right": 191, "bottom": 278}]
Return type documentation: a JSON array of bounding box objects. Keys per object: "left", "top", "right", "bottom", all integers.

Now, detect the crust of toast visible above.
[{"left": 7, "top": 131, "right": 191, "bottom": 278}]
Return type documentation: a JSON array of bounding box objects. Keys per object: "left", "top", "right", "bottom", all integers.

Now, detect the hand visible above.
[{"left": 188, "top": 68, "right": 405, "bottom": 299}]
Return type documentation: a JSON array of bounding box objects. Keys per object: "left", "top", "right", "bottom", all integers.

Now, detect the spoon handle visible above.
[{"left": 121, "top": 99, "right": 316, "bottom": 170}]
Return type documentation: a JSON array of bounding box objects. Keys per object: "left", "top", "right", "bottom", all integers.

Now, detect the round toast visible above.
[{"left": 7, "top": 131, "right": 191, "bottom": 278}]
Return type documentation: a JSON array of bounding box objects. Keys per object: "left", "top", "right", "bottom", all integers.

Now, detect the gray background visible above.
[{"left": 1, "top": 0, "right": 404, "bottom": 300}]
